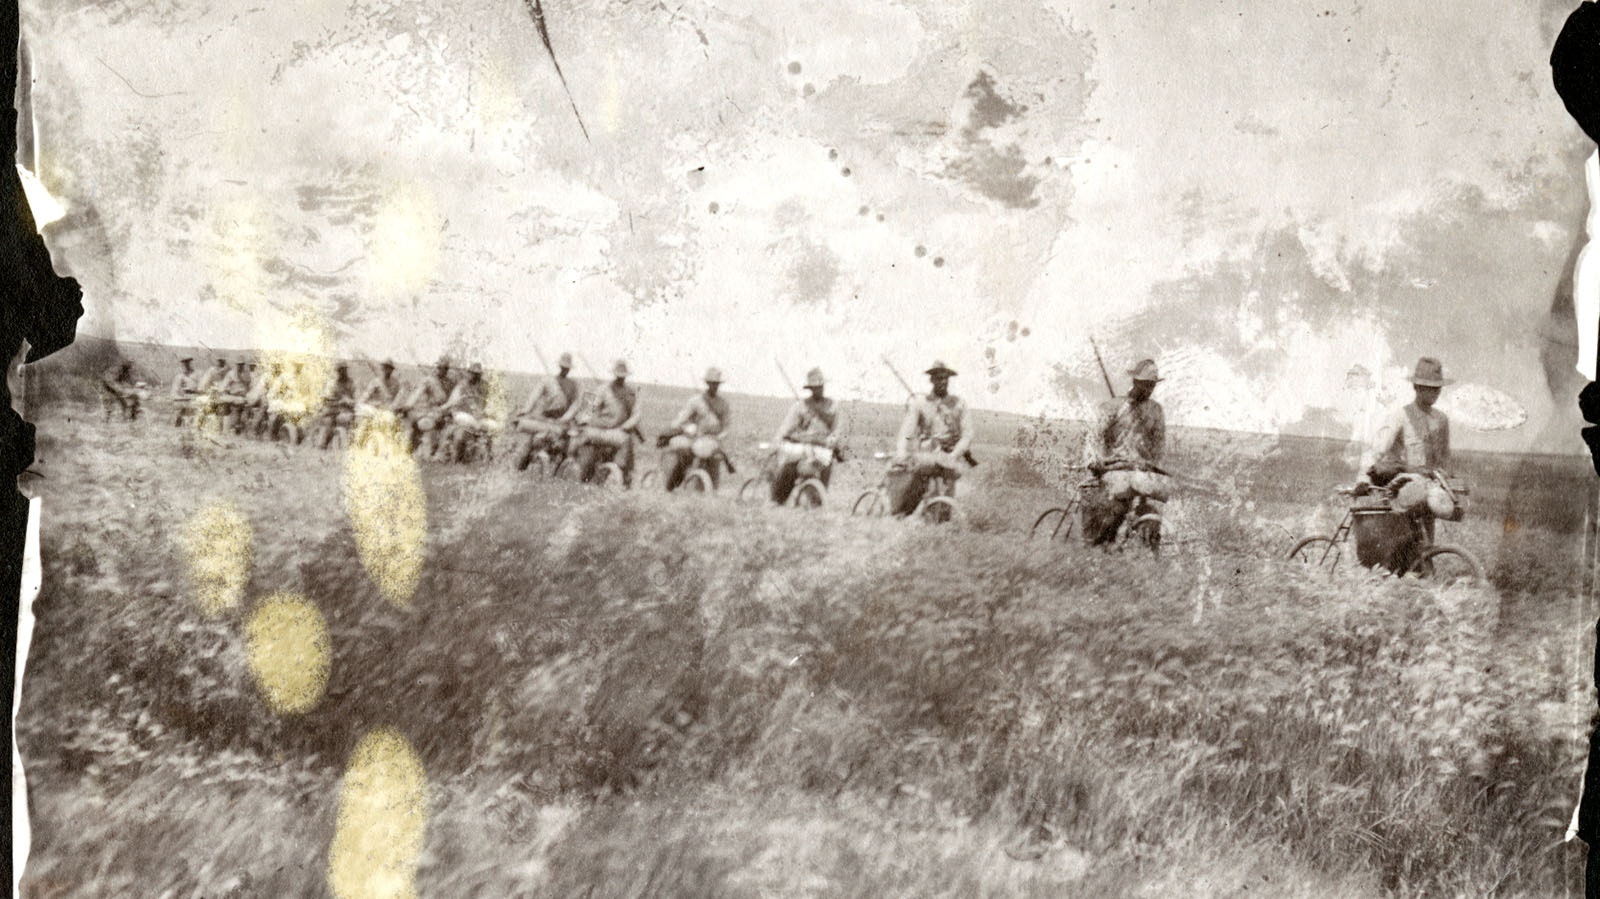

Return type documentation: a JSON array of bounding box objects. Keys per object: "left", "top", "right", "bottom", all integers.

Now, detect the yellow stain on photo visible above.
[
  {"left": 484, "top": 369, "right": 511, "bottom": 429},
  {"left": 366, "top": 181, "right": 442, "bottom": 301},
  {"left": 256, "top": 305, "right": 337, "bottom": 425},
  {"left": 328, "top": 728, "right": 430, "bottom": 899},
  {"left": 178, "top": 499, "right": 253, "bottom": 616},
  {"left": 342, "top": 423, "right": 427, "bottom": 608},
  {"left": 244, "top": 593, "right": 332, "bottom": 715}
]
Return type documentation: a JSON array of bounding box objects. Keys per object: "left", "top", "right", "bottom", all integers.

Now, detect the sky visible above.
[{"left": 18, "top": 0, "right": 1596, "bottom": 451}]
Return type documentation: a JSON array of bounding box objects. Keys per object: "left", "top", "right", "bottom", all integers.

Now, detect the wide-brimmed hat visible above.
[
  {"left": 380, "top": 359, "right": 396, "bottom": 370},
  {"left": 468, "top": 362, "right": 484, "bottom": 375},
  {"left": 612, "top": 359, "right": 631, "bottom": 377},
  {"left": 557, "top": 352, "right": 574, "bottom": 368},
  {"left": 804, "top": 367, "right": 825, "bottom": 389},
  {"left": 1127, "top": 359, "right": 1162, "bottom": 382},
  {"left": 1407, "top": 356, "right": 1453, "bottom": 387},
  {"left": 179, "top": 357, "right": 193, "bottom": 364},
  {"left": 925, "top": 360, "right": 957, "bottom": 377},
  {"left": 435, "top": 356, "right": 452, "bottom": 369},
  {"left": 704, "top": 367, "right": 724, "bottom": 384}
]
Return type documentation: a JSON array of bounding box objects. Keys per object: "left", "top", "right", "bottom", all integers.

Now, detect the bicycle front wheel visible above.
[{"left": 1408, "top": 545, "right": 1483, "bottom": 585}]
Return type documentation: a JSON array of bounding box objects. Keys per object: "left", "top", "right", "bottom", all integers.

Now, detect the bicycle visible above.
[
  {"left": 851, "top": 452, "right": 960, "bottom": 524},
  {"left": 554, "top": 427, "right": 634, "bottom": 490},
  {"left": 508, "top": 423, "right": 571, "bottom": 477},
  {"left": 640, "top": 432, "right": 735, "bottom": 494},
  {"left": 737, "top": 441, "right": 831, "bottom": 509},
  {"left": 1030, "top": 465, "right": 1167, "bottom": 556},
  {"left": 1288, "top": 471, "right": 1481, "bottom": 583}
]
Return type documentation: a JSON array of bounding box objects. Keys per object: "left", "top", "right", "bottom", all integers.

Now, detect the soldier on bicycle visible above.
[
  {"left": 352, "top": 359, "right": 404, "bottom": 448},
  {"left": 510, "top": 351, "right": 579, "bottom": 469},
  {"left": 400, "top": 357, "right": 457, "bottom": 458},
  {"left": 769, "top": 367, "right": 840, "bottom": 504},
  {"left": 658, "top": 367, "right": 731, "bottom": 491},
  {"left": 886, "top": 360, "right": 972, "bottom": 517},
  {"left": 1080, "top": 358, "right": 1171, "bottom": 547},
  {"left": 441, "top": 362, "right": 494, "bottom": 462},
  {"left": 100, "top": 361, "right": 144, "bottom": 421},
  {"left": 313, "top": 363, "right": 359, "bottom": 449},
  {"left": 1354, "top": 356, "right": 1462, "bottom": 561},
  {"left": 170, "top": 357, "right": 199, "bottom": 426},
  {"left": 559, "top": 359, "right": 642, "bottom": 485}
]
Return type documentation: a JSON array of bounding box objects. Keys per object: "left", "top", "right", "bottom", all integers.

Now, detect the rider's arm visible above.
[
  {"left": 618, "top": 391, "right": 642, "bottom": 432},
  {"left": 669, "top": 396, "right": 696, "bottom": 433},
  {"left": 1148, "top": 404, "right": 1166, "bottom": 467},
  {"left": 440, "top": 383, "right": 464, "bottom": 413},
  {"left": 950, "top": 401, "right": 974, "bottom": 459},
  {"left": 1437, "top": 415, "right": 1452, "bottom": 475},
  {"left": 558, "top": 389, "right": 585, "bottom": 425}
]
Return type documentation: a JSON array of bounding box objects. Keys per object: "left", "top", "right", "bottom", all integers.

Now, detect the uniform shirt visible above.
[
  {"left": 443, "top": 378, "right": 487, "bottom": 417},
  {"left": 518, "top": 374, "right": 578, "bottom": 419},
  {"left": 775, "top": 396, "right": 838, "bottom": 445},
  {"left": 246, "top": 371, "right": 278, "bottom": 403},
  {"left": 269, "top": 371, "right": 301, "bottom": 401},
  {"left": 898, "top": 392, "right": 971, "bottom": 455},
  {"left": 1366, "top": 402, "right": 1450, "bottom": 473},
  {"left": 672, "top": 391, "right": 730, "bottom": 437},
  {"left": 103, "top": 367, "right": 138, "bottom": 402},
  {"left": 407, "top": 373, "right": 454, "bottom": 411},
  {"left": 1086, "top": 397, "right": 1165, "bottom": 469},
  {"left": 360, "top": 373, "right": 403, "bottom": 408},
  {"left": 324, "top": 376, "right": 357, "bottom": 411},
  {"left": 567, "top": 382, "right": 638, "bottom": 430},
  {"left": 196, "top": 365, "right": 229, "bottom": 393},
  {"left": 171, "top": 369, "right": 198, "bottom": 398},
  {"left": 220, "top": 367, "right": 250, "bottom": 396}
]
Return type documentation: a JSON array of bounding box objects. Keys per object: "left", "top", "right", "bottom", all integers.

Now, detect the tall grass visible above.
[{"left": 19, "top": 439, "right": 1589, "bottom": 897}]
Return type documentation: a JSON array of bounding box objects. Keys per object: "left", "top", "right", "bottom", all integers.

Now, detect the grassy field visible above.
[{"left": 14, "top": 371, "right": 1600, "bottom": 897}]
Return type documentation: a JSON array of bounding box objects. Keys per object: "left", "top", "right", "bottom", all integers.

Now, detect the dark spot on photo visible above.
[
  {"left": 932, "top": 257, "right": 944, "bottom": 267},
  {"left": 708, "top": 202, "right": 719, "bottom": 213},
  {"left": 840, "top": 167, "right": 851, "bottom": 177},
  {"left": 858, "top": 206, "right": 870, "bottom": 216},
  {"left": 914, "top": 245, "right": 926, "bottom": 257},
  {"left": 788, "top": 61, "right": 802, "bottom": 75}
]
